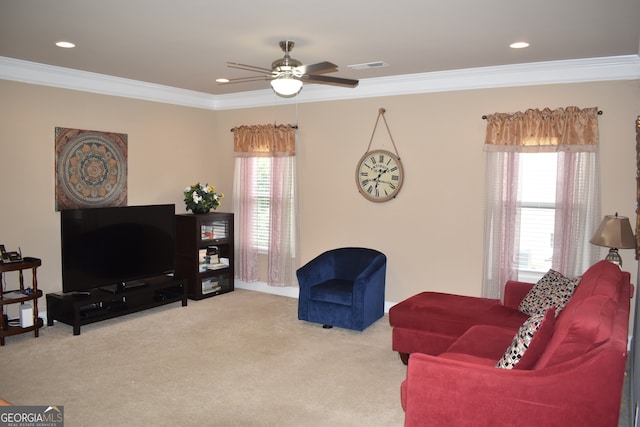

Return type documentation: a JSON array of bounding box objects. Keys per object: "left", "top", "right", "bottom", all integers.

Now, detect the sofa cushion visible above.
[
  {"left": 568, "top": 260, "right": 623, "bottom": 304},
  {"left": 445, "top": 324, "right": 517, "bottom": 360},
  {"left": 310, "top": 279, "right": 354, "bottom": 306},
  {"left": 518, "top": 269, "right": 580, "bottom": 317},
  {"left": 389, "top": 292, "right": 528, "bottom": 338},
  {"left": 531, "top": 261, "right": 626, "bottom": 369},
  {"left": 496, "top": 307, "right": 556, "bottom": 369},
  {"left": 535, "top": 295, "right": 617, "bottom": 368},
  {"left": 438, "top": 352, "right": 497, "bottom": 367}
]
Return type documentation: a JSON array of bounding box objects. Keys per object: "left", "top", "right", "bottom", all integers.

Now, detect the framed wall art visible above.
[{"left": 55, "top": 127, "right": 128, "bottom": 210}]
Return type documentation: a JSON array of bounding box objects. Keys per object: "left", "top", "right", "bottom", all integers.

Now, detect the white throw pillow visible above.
[
  {"left": 518, "top": 269, "right": 580, "bottom": 317},
  {"left": 496, "top": 307, "right": 555, "bottom": 369}
]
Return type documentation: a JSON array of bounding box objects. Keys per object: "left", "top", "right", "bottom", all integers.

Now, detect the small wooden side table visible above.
[{"left": 0, "top": 257, "right": 43, "bottom": 346}]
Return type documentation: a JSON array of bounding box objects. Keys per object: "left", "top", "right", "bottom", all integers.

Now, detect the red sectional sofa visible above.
[{"left": 389, "top": 261, "right": 632, "bottom": 427}]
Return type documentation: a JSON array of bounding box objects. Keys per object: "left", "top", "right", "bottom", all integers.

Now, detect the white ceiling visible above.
[{"left": 0, "top": 0, "right": 639, "bottom": 97}]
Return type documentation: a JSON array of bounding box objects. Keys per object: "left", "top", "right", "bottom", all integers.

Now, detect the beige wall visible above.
[
  {"left": 0, "top": 80, "right": 222, "bottom": 299},
  {"left": 1, "top": 78, "right": 639, "bottom": 305}
]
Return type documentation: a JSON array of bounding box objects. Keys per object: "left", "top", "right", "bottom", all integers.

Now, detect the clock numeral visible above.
[
  {"left": 391, "top": 175, "right": 399, "bottom": 181},
  {"left": 360, "top": 171, "right": 369, "bottom": 177},
  {"left": 361, "top": 179, "right": 371, "bottom": 186},
  {"left": 366, "top": 186, "right": 374, "bottom": 194},
  {"left": 390, "top": 166, "right": 398, "bottom": 172},
  {"left": 378, "top": 154, "right": 384, "bottom": 163},
  {"left": 389, "top": 183, "right": 396, "bottom": 190},
  {"left": 370, "top": 156, "right": 376, "bottom": 164}
]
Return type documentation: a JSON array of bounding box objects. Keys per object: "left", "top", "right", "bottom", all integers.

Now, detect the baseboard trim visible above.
[
  {"left": 234, "top": 280, "right": 299, "bottom": 299},
  {"left": 234, "top": 280, "right": 397, "bottom": 313}
]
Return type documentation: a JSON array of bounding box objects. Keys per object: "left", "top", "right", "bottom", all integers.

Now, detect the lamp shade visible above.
[
  {"left": 589, "top": 214, "right": 636, "bottom": 249},
  {"left": 270, "top": 75, "right": 303, "bottom": 97}
]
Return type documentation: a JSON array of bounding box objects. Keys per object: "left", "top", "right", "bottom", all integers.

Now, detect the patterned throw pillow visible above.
[
  {"left": 518, "top": 269, "right": 581, "bottom": 317},
  {"left": 496, "top": 307, "right": 555, "bottom": 369}
]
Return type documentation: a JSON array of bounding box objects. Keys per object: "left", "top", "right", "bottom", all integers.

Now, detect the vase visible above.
[{"left": 191, "top": 208, "right": 210, "bottom": 214}]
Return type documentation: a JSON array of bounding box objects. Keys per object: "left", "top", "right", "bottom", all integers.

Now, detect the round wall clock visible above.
[{"left": 355, "top": 149, "right": 404, "bottom": 202}]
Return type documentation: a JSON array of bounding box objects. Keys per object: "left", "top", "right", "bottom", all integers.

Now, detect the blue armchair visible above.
[{"left": 297, "top": 247, "right": 387, "bottom": 331}]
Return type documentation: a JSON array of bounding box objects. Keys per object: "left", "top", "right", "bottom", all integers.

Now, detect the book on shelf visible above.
[
  {"left": 198, "top": 248, "right": 207, "bottom": 272},
  {"left": 206, "top": 262, "right": 227, "bottom": 270},
  {"left": 202, "top": 278, "right": 222, "bottom": 294},
  {"left": 199, "top": 246, "right": 224, "bottom": 271},
  {"left": 206, "top": 245, "right": 219, "bottom": 264}
]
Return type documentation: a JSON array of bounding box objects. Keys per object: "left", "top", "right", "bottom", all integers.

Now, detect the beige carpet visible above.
[{"left": 0, "top": 290, "right": 407, "bottom": 426}]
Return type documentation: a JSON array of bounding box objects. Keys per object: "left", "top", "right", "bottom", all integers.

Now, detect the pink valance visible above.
[
  {"left": 484, "top": 106, "right": 599, "bottom": 153},
  {"left": 233, "top": 124, "right": 296, "bottom": 157}
]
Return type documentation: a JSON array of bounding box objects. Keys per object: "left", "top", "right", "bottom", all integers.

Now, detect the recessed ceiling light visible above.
[
  {"left": 216, "top": 78, "right": 229, "bottom": 83},
  {"left": 510, "top": 41, "right": 530, "bottom": 49},
  {"left": 56, "top": 41, "right": 76, "bottom": 48}
]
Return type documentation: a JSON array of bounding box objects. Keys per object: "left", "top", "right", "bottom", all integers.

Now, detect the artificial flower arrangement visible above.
[{"left": 184, "top": 183, "right": 224, "bottom": 214}]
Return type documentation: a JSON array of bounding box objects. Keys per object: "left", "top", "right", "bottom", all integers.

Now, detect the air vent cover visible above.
[{"left": 347, "top": 61, "right": 390, "bottom": 70}]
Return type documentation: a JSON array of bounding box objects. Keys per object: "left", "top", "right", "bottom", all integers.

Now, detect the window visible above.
[
  {"left": 516, "top": 153, "right": 557, "bottom": 282},
  {"left": 254, "top": 157, "right": 271, "bottom": 252},
  {"left": 252, "top": 157, "right": 296, "bottom": 253},
  {"left": 234, "top": 155, "right": 297, "bottom": 284},
  {"left": 481, "top": 107, "right": 601, "bottom": 300},
  {"left": 232, "top": 124, "right": 299, "bottom": 287}
]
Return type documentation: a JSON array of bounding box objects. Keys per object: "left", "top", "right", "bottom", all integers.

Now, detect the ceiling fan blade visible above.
[
  {"left": 296, "top": 61, "right": 338, "bottom": 75},
  {"left": 302, "top": 74, "right": 359, "bottom": 88},
  {"left": 227, "top": 62, "right": 274, "bottom": 75},
  {"left": 218, "top": 76, "right": 271, "bottom": 85}
]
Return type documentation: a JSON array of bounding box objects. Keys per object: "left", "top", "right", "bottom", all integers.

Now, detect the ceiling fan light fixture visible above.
[{"left": 270, "top": 75, "right": 303, "bottom": 97}]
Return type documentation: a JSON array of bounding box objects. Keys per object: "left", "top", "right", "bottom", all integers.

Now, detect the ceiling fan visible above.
[{"left": 220, "top": 41, "right": 359, "bottom": 97}]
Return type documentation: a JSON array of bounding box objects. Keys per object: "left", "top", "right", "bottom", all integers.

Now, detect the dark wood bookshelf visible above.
[{"left": 175, "top": 212, "right": 234, "bottom": 300}]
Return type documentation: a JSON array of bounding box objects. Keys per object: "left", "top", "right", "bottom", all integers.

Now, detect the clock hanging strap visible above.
[{"left": 365, "top": 108, "right": 401, "bottom": 159}]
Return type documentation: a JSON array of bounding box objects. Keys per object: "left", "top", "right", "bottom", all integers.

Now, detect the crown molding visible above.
[
  {"left": 0, "top": 56, "right": 216, "bottom": 110},
  {"left": 1, "top": 54, "right": 639, "bottom": 111}
]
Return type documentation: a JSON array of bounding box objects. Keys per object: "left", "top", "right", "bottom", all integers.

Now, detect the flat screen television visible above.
[{"left": 60, "top": 204, "right": 176, "bottom": 293}]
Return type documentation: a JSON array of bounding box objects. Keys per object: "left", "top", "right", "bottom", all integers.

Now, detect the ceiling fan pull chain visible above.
[{"left": 365, "top": 108, "right": 401, "bottom": 159}]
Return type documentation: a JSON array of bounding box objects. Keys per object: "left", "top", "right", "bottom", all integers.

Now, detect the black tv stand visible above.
[
  {"left": 124, "top": 279, "right": 147, "bottom": 289},
  {"left": 100, "top": 279, "right": 148, "bottom": 294},
  {"left": 46, "top": 275, "right": 187, "bottom": 335},
  {"left": 66, "top": 291, "right": 91, "bottom": 297}
]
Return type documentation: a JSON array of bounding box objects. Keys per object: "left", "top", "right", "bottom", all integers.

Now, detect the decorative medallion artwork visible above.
[{"left": 55, "top": 127, "right": 128, "bottom": 210}]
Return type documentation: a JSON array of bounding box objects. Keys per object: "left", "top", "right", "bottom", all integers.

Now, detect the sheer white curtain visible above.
[
  {"left": 553, "top": 151, "right": 600, "bottom": 277},
  {"left": 232, "top": 124, "right": 299, "bottom": 287},
  {"left": 482, "top": 107, "right": 601, "bottom": 300},
  {"left": 233, "top": 157, "right": 258, "bottom": 282},
  {"left": 266, "top": 156, "right": 298, "bottom": 286},
  {"left": 482, "top": 151, "right": 519, "bottom": 300}
]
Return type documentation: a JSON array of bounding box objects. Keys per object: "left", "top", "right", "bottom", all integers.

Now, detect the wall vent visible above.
[{"left": 347, "top": 61, "right": 390, "bottom": 70}]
